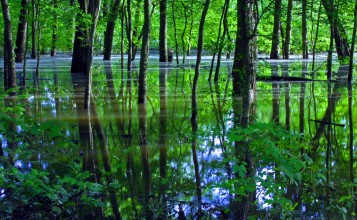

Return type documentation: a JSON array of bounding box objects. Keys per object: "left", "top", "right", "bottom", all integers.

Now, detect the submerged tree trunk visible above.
[
  {"left": 71, "top": 0, "right": 101, "bottom": 75},
  {"left": 103, "top": 0, "right": 121, "bottom": 60},
  {"left": 270, "top": 0, "right": 281, "bottom": 59},
  {"left": 31, "top": 0, "right": 36, "bottom": 59},
  {"left": 126, "top": 0, "right": 133, "bottom": 70},
  {"left": 1, "top": 0, "right": 16, "bottom": 90},
  {"left": 172, "top": 0, "right": 179, "bottom": 64},
  {"left": 214, "top": 0, "right": 230, "bottom": 81},
  {"left": 191, "top": 0, "right": 211, "bottom": 121},
  {"left": 159, "top": 0, "right": 167, "bottom": 62},
  {"left": 284, "top": 0, "right": 293, "bottom": 59},
  {"left": 138, "top": 0, "right": 151, "bottom": 103},
  {"left": 232, "top": 0, "right": 257, "bottom": 97},
  {"left": 348, "top": 0, "right": 357, "bottom": 82},
  {"left": 50, "top": 0, "right": 58, "bottom": 56},
  {"left": 321, "top": 0, "right": 350, "bottom": 62},
  {"left": 302, "top": 0, "right": 308, "bottom": 58},
  {"left": 15, "top": 0, "right": 29, "bottom": 63}
]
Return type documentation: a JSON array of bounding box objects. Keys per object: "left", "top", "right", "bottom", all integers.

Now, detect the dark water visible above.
[{"left": 1, "top": 55, "right": 357, "bottom": 219}]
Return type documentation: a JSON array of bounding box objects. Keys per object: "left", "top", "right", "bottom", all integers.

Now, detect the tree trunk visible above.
[
  {"left": 284, "top": 0, "right": 293, "bottom": 59},
  {"left": 15, "top": 0, "right": 29, "bottom": 63},
  {"left": 348, "top": 0, "right": 357, "bottom": 82},
  {"left": 191, "top": 0, "right": 211, "bottom": 121},
  {"left": 302, "top": 0, "right": 308, "bottom": 58},
  {"left": 232, "top": 0, "right": 257, "bottom": 97},
  {"left": 103, "top": 0, "right": 121, "bottom": 60},
  {"left": 50, "top": 0, "right": 58, "bottom": 56},
  {"left": 321, "top": 0, "right": 350, "bottom": 61},
  {"left": 270, "top": 0, "right": 281, "bottom": 59},
  {"left": 120, "top": 3, "right": 125, "bottom": 68},
  {"left": 126, "top": 0, "right": 133, "bottom": 70},
  {"left": 172, "top": 0, "right": 179, "bottom": 64},
  {"left": 31, "top": 0, "right": 36, "bottom": 59},
  {"left": 138, "top": 0, "right": 151, "bottom": 103},
  {"left": 214, "top": 0, "right": 230, "bottom": 81},
  {"left": 71, "top": 0, "right": 86, "bottom": 73},
  {"left": 1, "top": 0, "right": 16, "bottom": 90},
  {"left": 159, "top": 0, "right": 167, "bottom": 62}
]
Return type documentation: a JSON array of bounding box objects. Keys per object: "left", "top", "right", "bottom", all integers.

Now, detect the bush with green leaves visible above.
[
  {"left": 0, "top": 99, "right": 105, "bottom": 219},
  {"left": 213, "top": 123, "right": 313, "bottom": 217}
]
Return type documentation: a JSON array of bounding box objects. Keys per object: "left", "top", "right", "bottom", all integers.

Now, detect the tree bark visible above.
[
  {"left": 138, "top": 0, "right": 151, "bottom": 103},
  {"left": 284, "top": 0, "right": 293, "bottom": 59},
  {"left": 270, "top": 0, "right": 281, "bottom": 59},
  {"left": 321, "top": 0, "right": 350, "bottom": 61},
  {"left": 51, "top": 0, "right": 58, "bottom": 56},
  {"left": 191, "top": 0, "right": 211, "bottom": 121},
  {"left": 302, "top": 0, "right": 308, "bottom": 58},
  {"left": 1, "top": 0, "right": 16, "bottom": 90},
  {"left": 15, "top": 0, "right": 29, "bottom": 63},
  {"left": 232, "top": 0, "right": 257, "bottom": 97},
  {"left": 348, "top": 0, "right": 357, "bottom": 82},
  {"left": 159, "top": 0, "right": 167, "bottom": 62},
  {"left": 172, "top": 0, "right": 179, "bottom": 64},
  {"left": 71, "top": 0, "right": 86, "bottom": 73},
  {"left": 71, "top": 0, "right": 101, "bottom": 75},
  {"left": 103, "top": 0, "right": 121, "bottom": 60},
  {"left": 31, "top": 0, "right": 36, "bottom": 59},
  {"left": 126, "top": 0, "right": 133, "bottom": 70}
]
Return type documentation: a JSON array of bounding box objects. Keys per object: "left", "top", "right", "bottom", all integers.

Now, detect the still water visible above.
[{"left": 2, "top": 55, "right": 357, "bottom": 219}]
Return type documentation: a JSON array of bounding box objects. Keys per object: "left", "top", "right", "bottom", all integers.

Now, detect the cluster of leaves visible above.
[
  {"left": 0, "top": 100, "right": 105, "bottom": 219},
  {"left": 218, "top": 123, "right": 313, "bottom": 217},
  {"left": 0, "top": 167, "right": 103, "bottom": 219}
]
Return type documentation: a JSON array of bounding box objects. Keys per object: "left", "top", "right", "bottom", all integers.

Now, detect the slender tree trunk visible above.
[
  {"left": 302, "top": 0, "right": 308, "bottom": 58},
  {"left": 51, "top": 0, "right": 58, "bottom": 56},
  {"left": 187, "top": 0, "right": 194, "bottom": 56},
  {"left": 159, "top": 0, "right": 167, "bottom": 62},
  {"left": 181, "top": 2, "right": 188, "bottom": 64},
  {"left": 126, "top": 0, "right": 133, "bottom": 70},
  {"left": 15, "top": 0, "right": 29, "bottom": 63},
  {"left": 1, "top": 0, "right": 16, "bottom": 90},
  {"left": 103, "top": 0, "right": 121, "bottom": 60},
  {"left": 312, "top": 2, "right": 322, "bottom": 72},
  {"left": 270, "top": 0, "right": 281, "bottom": 59},
  {"left": 172, "top": 0, "right": 179, "bottom": 64},
  {"left": 284, "top": 0, "right": 293, "bottom": 59},
  {"left": 31, "top": 0, "right": 36, "bottom": 59},
  {"left": 35, "top": 0, "right": 40, "bottom": 78},
  {"left": 348, "top": 0, "right": 357, "bottom": 82},
  {"left": 120, "top": 2, "right": 125, "bottom": 69},
  {"left": 214, "top": 0, "right": 230, "bottom": 81},
  {"left": 191, "top": 0, "right": 211, "bottom": 121},
  {"left": 138, "top": 0, "right": 151, "bottom": 103},
  {"left": 327, "top": 23, "right": 334, "bottom": 80}
]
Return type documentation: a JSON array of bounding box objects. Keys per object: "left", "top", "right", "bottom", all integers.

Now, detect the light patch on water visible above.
[
  {"left": 0, "top": 189, "right": 5, "bottom": 198},
  {"left": 256, "top": 167, "right": 275, "bottom": 209},
  {"left": 15, "top": 160, "right": 24, "bottom": 169}
]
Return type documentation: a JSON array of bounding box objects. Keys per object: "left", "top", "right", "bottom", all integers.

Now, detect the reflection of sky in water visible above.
[{"left": 256, "top": 167, "right": 275, "bottom": 209}]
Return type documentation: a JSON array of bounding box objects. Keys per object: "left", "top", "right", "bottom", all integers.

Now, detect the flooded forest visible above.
[{"left": 1, "top": 0, "right": 357, "bottom": 219}]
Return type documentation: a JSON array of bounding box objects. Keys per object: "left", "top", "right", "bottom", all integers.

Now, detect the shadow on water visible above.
[{"left": 4, "top": 56, "right": 357, "bottom": 219}]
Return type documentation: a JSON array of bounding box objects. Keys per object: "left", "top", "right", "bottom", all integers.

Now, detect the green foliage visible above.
[
  {"left": 216, "top": 123, "right": 312, "bottom": 216},
  {"left": 0, "top": 166, "right": 104, "bottom": 219},
  {"left": 0, "top": 99, "right": 105, "bottom": 219}
]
